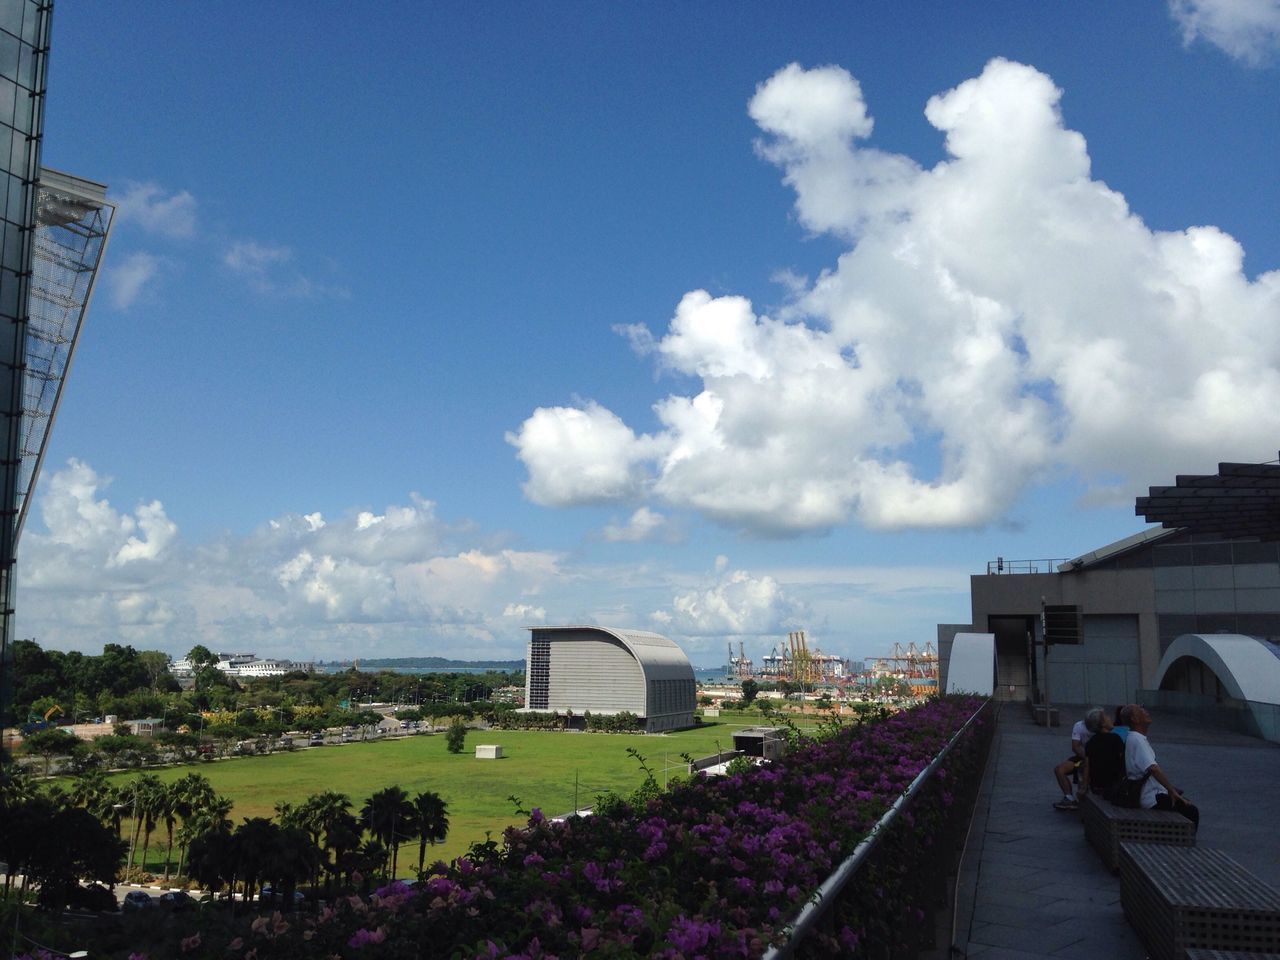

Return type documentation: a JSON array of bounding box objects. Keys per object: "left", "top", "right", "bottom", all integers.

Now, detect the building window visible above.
[{"left": 528, "top": 637, "right": 550, "bottom": 709}]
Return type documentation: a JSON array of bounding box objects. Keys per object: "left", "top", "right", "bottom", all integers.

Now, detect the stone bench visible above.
[
  {"left": 1120, "top": 842, "right": 1280, "bottom": 960},
  {"left": 1080, "top": 791, "right": 1195, "bottom": 871}
]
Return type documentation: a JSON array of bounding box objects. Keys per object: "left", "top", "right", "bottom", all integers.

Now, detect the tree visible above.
[
  {"left": 445, "top": 718, "right": 467, "bottom": 754},
  {"left": 186, "top": 823, "right": 235, "bottom": 899},
  {"left": 177, "top": 792, "right": 232, "bottom": 881},
  {"left": 294, "top": 790, "right": 352, "bottom": 893},
  {"left": 360, "top": 786, "right": 414, "bottom": 878},
  {"left": 68, "top": 768, "right": 115, "bottom": 826},
  {"left": 268, "top": 825, "right": 320, "bottom": 910},
  {"left": 411, "top": 791, "right": 449, "bottom": 875},
  {"left": 740, "top": 678, "right": 760, "bottom": 705},
  {"left": 22, "top": 727, "right": 80, "bottom": 777},
  {"left": 138, "top": 650, "right": 173, "bottom": 691},
  {"left": 187, "top": 645, "right": 217, "bottom": 669},
  {"left": 30, "top": 805, "right": 126, "bottom": 910},
  {"left": 231, "top": 817, "right": 279, "bottom": 902}
]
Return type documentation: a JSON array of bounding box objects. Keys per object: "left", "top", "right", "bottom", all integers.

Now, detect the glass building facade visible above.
[{"left": 0, "top": 0, "right": 52, "bottom": 725}]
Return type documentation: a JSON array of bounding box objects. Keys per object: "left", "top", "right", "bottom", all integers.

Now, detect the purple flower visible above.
[{"left": 667, "top": 915, "right": 720, "bottom": 953}]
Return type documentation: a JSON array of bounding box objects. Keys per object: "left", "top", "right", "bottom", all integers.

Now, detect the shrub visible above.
[
  {"left": 140, "top": 696, "right": 990, "bottom": 959},
  {"left": 445, "top": 718, "right": 467, "bottom": 754}
]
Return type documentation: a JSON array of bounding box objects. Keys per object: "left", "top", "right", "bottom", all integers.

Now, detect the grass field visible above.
[{"left": 96, "top": 713, "right": 822, "bottom": 871}]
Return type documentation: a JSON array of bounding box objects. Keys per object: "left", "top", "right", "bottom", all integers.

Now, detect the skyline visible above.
[{"left": 15, "top": 1, "right": 1280, "bottom": 667}]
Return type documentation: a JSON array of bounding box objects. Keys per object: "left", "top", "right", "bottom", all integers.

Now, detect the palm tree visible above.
[
  {"left": 186, "top": 822, "right": 234, "bottom": 900},
  {"left": 411, "top": 790, "right": 449, "bottom": 875},
  {"left": 135, "top": 774, "right": 166, "bottom": 876},
  {"left": 298, "top": 791, "right": 351, "bottom": 893},
  {"left": 68, "top": 768, "right": 113, "bottom": 821},
  {"left": 174, "top": 779, "right": 229, "bottom": 881},
  {"left": 360, "top": 786, "right": 414, "bottom": 878},
  {"left": 268, "top": 825, "right": 320, "bottom": 910},
  {"left": 119, "top": 774, "right": 162, "bottom": 877},
  {"left": 159, "top": 780, "right": 183, "bottom": 880},
  {"left": 323, "top": 810, "right": 363, "bottom": 894},
  {"left": 231, "top": 817, "right": 279, "bottom": 903}
]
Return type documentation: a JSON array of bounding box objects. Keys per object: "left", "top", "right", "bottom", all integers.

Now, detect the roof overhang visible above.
[{"left": 1135, "top": 457, "right": 1280, "bottom": 541}]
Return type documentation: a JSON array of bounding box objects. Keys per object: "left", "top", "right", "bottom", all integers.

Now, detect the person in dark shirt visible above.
[{"left": 1078, "top": 707, "right": 1125, "bottom": 798}]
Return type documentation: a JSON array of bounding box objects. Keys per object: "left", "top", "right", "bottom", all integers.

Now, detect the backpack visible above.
[{"left": 1103, "top": 771, "right": 1151, "bottom": 808}]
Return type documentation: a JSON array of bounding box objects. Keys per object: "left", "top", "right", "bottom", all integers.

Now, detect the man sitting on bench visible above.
[
  {"left": 1077, "top": 706, "right": 1125, "bottom": 799},
  {"left": 1125, "top": 704, "right": 1199, "bottom": 829}
]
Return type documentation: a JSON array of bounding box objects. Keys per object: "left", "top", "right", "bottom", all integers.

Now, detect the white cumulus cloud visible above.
[
  {"left": 659, "top": 563, "right": 807, "bottom": 638},
  {"left": 512, "top": 58, "right": 1280, "bottom": 535},
  {"left": 602, "top": 507, "right": 674, "bottom": 543},
  {"left": 17, "top": 460, "right": 565, "bottom": 657},
  {"left": 113, "top": 182, "right": 198, "bottom": 239},
  {"left": 508, "top": 401, "right": 660, "bottom": 506},
  {"left": 106, "top": 251, "right": 163, "bottom": 309},
  {"left": 1169, "top": 0, "right": 1280, "bottom": 64},
  {"left": 223, "top": 240, "right": 349, "bottom": 299}
]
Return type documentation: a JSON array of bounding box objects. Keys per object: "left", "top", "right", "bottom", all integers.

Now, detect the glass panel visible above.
[
  {"left": 6, "top": 172, "right": 25, "bottom": 223},
  {"left": 1232, "top": 540, "right": 1278, "bottom": 565},
  {"left": 15, "top": 31, "right": 30, "bottom": 84},
  {"left": 1193, "top": 542, "right": 1233, "bottom": 565},
  {"left": 0, "top": 0, "right": 22, "bottom": 34},
  {"left": 1153, "top": 544, "right": 1194, "bottom": 567},
  {"left": 0, "top": 77, "right": 14, "bottom": 126},
  {"left": 2, "top": 220, "right": 23, "bottom": 270},
  {"left": 0, "top": 31, "right": 19, "bottom": 83},
  {"left": 0, "top": 264, "right": 17, "bottom": 316},
  {"left": 9, "top": 84, "right": 28, "bottom": 130},
  {"left": 20, "top": 1, "right": 41, "bottom": 47},
  {"left": 8, "top": 125, "right": 25, "bottom": 172}
]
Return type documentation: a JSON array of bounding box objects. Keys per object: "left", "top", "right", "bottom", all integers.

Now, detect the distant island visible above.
[{"left": 320, "top": 657, "right": 525, "bottom": 671}]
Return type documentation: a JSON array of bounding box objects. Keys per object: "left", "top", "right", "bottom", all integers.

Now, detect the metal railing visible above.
[
  {"left": 985, "top": 557, "right": 1068, "bottom": 575},
  {"left": 763, "top": 698, "right": 992, "bottom": 959}
]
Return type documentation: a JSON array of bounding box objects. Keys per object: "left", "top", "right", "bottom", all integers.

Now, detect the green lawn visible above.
[{"left": 95, "top": 717, "right": 819, "bottom": 870}]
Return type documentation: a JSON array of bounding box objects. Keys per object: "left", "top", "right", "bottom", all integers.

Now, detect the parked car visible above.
[
  {"left": 308, "top": 734, "right": 324, "bottom": 746},
  {"left": 122, "top": 890, "right": 153, "bottom": 912},
  {"left": 259, "top": 884, "right": 305, "bottom": 904},
  {"left": 158, "top": 890, "right": 196, "bottom": 911},
  {"left": 67, "top": 883, "right": 116, "bottom": 912}
]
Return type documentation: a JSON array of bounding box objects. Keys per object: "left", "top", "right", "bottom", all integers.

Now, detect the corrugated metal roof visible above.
[{"left": 530, "top": 625, "right": 696, "bottom": 683}]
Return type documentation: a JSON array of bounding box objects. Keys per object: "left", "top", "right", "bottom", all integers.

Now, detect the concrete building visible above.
[
  {"left": 524, "top": 625, "right": 696, "bottom": 732},
  {"left": 170, "top": 652, "right": 313, "bottom": 679},
  {"left": 939, "top": 527, "right": 1280, "bottom": 709}
]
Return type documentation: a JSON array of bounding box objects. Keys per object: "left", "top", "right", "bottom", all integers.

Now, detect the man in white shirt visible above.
[
  {"left": 1124, "top": 705, "right": 1199, "bottom": 829},
  {"left": 1052, "top": 714, "right": 1093, "bottom": 810}
]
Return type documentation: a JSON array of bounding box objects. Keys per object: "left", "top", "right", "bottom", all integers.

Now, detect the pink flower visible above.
[{"left": 179, "top": 934, "right": 201, "bottom": 953}]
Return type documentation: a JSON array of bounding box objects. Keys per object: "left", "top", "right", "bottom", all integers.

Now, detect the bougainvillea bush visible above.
[{"left": 166, "top": 696, "right": 988, "bottom": 960}]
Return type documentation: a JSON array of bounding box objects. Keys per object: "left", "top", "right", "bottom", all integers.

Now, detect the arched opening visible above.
[{"left": 1158, "top": 655, "right": 1227, "bottom": 701}]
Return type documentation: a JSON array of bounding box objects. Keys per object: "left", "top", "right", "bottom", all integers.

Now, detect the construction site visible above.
[{"left": 725, "top": 632, "right": 940, "bottom": 698}]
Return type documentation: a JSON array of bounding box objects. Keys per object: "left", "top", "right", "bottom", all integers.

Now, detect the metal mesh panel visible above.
[{"left": 15, "top": 171, "right": 113, "bottom": 542}]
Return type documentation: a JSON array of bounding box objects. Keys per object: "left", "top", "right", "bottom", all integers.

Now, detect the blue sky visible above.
[{"left": 16, "top": 1, "right": 1280, "bottom": 667}]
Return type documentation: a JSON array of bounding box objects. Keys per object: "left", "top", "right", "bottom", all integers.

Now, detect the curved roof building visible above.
[
  {"left": 1154, "top": 633, "right": 1280, "bottom": 706},
  {"left": 525, "top": 626, "right": 696, "bottom": 732}
]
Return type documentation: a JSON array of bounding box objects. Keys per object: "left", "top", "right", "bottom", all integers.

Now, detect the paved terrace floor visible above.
[{"left": 950, "top": 704, "right": 1280, "bottom": 959}]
